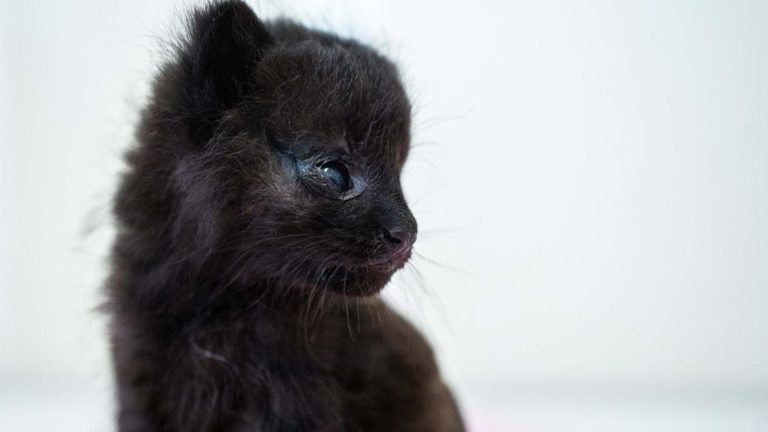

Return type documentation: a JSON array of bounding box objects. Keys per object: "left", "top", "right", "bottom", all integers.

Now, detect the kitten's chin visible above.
[{"left": 315, "top": 265, "right": 397, "bottom": 297}]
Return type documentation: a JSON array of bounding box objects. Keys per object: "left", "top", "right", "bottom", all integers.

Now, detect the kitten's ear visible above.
[{"left": 178, "top": 1, "right": 272, "bottom": 131}]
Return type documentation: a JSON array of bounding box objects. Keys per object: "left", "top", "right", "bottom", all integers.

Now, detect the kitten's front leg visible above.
[
  {"left": 115, "top": 391, "right": 158, "bottom": 432},
  {"left": 111, "top": 315, "right": 164, "bottom": 432}
]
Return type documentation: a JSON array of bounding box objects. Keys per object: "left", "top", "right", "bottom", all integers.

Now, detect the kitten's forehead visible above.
[{"left": 257, "top": 39, "right": 411, "bottom": 160}]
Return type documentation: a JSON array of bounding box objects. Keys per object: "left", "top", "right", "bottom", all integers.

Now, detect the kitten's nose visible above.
[{"left": 382, "top": 227, "right": 416, "bottom": 259}]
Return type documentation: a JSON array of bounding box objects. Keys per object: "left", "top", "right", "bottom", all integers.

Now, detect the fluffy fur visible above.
[{"left": 106, "top": 1, "right": 463, "bottom": 430}]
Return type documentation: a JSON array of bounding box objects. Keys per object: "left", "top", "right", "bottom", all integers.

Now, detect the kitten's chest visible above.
[
  {"left": 186, "top": 315, "right": 350, "bottom": 428},
  {"left": 176, "top": 304, "right": 405, "bottom": 431}
]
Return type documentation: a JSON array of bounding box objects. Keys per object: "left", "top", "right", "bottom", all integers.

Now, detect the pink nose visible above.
[{"left": 383, "top": 227, "right": 416, "bottom": 260}]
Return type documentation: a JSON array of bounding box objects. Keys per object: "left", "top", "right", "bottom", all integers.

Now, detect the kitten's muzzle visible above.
[
  {"left": 378, "top": 227, "right": 416, "bottom": 268},
  {"left": 384, "top": 228, "right": 415, "bottom": 255},
  {"left": 370, "top": 191, "right": 418, "bottom": 270}
]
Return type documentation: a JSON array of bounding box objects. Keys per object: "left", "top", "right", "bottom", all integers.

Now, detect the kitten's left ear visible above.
[{"left": 179, "top": 1, "right": 272, "bottom": 128}]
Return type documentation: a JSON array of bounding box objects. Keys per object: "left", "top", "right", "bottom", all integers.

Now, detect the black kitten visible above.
[{"left": 106, "top": 1, "right": 463, "bottom": 430}]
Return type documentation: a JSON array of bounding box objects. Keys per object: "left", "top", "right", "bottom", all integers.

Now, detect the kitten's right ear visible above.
[{"left": 175, "top": 0, "right": 272, "bottom": 136}]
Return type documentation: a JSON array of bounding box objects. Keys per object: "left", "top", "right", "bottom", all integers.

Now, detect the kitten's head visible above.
[{"left": 139, "top": 1, "right": 416, "bottom": 298}]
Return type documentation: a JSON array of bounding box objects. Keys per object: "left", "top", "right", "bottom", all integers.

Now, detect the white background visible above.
[{"left": 1, "top": 0, "right": 767, "bottom": 430}]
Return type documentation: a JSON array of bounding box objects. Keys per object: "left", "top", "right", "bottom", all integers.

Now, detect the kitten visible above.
[{"left": 106, "top": 1, "right": 464, "bottom": 430}]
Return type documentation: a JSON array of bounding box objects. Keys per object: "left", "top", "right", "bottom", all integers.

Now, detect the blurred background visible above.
[{"left": 2, "top": 0, "right": 768, "bottom": 430}]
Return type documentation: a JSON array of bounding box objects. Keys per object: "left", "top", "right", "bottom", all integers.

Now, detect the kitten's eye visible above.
[
  {"left": 318, "top": 160, "right": 352, "bottom": 193},
  {"left": 300, "top": 156, "right": 365, "bottom": 200}
]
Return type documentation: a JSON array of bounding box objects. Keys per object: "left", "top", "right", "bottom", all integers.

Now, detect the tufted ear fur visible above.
[{"left": 175, "top": 0, "right": 272, "bottom": 136}]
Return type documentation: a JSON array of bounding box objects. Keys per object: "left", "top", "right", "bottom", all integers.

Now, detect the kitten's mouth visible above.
[
  {"left": 361, "top": 249, "right": 412, "bottom": 272},
  {"left": 311, "top": 253, "right": 410, "bottom": 297}
]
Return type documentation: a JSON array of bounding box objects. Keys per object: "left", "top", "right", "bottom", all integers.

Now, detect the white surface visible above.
[{"left": 2, "top": 0, "right": 768, "bottom": 430}]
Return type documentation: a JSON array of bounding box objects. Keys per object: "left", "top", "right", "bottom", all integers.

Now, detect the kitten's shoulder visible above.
[{"left": 328, "top": 299, "right": 464, "bottom": 431}]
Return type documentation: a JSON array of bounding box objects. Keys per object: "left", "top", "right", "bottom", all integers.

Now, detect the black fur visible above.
[{"left": 106, "top": 1, "right": 464, "bottom": 430}]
